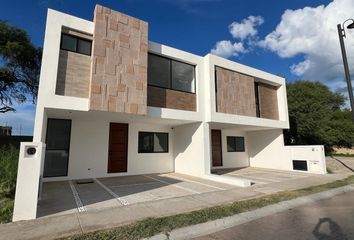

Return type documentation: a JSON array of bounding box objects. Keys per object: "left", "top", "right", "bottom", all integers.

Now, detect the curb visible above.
[{"left": 143, "top": 184, "right": 354, "bottom": 240}]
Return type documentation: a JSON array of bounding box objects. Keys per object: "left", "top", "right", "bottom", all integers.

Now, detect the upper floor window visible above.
[
  {"left": 148, "top": 53, "right": 196, "bottom": 93},
  {"left": 60, "top": 33, "right": 92, "bottom": 56}
]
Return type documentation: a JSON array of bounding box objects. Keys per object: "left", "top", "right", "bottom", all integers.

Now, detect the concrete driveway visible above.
[
  {"left": 37, "top": 161, "right": 352, "bottom": 218},
  {"left": 37, "top": 173, "right": 235, "bottom": 218},
  {"left": 213, "top": 167, "right": 313, "bottom": 185}
]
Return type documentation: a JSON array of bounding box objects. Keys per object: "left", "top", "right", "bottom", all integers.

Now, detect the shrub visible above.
[{"left": 0, "top": 146, "right": 19, "bottom": 223}]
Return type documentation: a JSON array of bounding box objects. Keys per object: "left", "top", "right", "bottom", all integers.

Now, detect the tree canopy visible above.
[
  {"left": 0, "top": 21, "right": 41, "bottom": 113},
  {"left": 284, "top": 80, "right": 354, "bottom": 151}
]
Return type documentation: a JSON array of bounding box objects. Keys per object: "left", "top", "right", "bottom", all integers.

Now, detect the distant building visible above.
[{"left": 0, "top": 126, "right": 12, "bottom": 136}]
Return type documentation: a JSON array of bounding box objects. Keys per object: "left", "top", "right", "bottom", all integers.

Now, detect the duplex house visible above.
[{"left": 13, "top": 5, "right": 327, "bottom": 221}]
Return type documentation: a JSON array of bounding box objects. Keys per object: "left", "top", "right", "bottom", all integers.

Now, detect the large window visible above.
[
  {"left": 227, "top": 136, "right": 245, "bottom": 152},
  {"left": 61, "top": 33, "right": 92, "bottom": 56},
  {"left": 148, "top": 53, "right": 195, "bottom": 93},
  {"left": 138, "top": 132, "right": 169, "bottom": 153},
  {"left": 43, "top": 119, "right": 72, "bottom": 177}
]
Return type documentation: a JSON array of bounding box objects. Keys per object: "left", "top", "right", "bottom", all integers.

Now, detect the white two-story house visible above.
[{"left": 13, "top": 5, "right": 327, "bottom": 221}]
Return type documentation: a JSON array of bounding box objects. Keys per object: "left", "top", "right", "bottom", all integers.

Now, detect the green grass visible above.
[
  {"left": 331, "top": 153, "right": 354, "bottom": 158},
  {"left": 60, "top": 174, "right": 354, "bottom": 240},
  {"left": 0, "top": 146, "right": 19, "bottom": 223}
]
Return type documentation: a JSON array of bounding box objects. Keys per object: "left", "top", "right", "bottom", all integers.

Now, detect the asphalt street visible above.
[{"left": 193, "top": 191, "right": 354, "bottom": 240}]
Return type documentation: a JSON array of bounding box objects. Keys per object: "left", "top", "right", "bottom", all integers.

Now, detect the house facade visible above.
[{"left": 13, "top": 5, "right": 327, "bottom": 221}]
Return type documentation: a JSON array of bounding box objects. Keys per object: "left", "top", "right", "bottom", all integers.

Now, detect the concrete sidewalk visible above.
[{"left": 0, "top": 171, "right": 350, "bottom": 240}]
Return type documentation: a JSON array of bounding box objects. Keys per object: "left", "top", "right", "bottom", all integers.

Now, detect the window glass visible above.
[
  {"left": 61, "top": 34, "right": 77, "bottom": 52},
  {"left": 154, "top": 133, "right": 168, "bottom": 152},
  {"left": 148, "top": 54, "right": 170, "bottom": 88},
  {"left": 44, "top": 119, "right": 71, "bottom": 177},
  {"left": 227, "top": 136, "right": 245, "bottom": 152},
  {"left": 172, "top": 61, "right": 195, "bottom": 93},
  {"left": 138, "top": 132, "right": 154, "bottom": 153},
  {"left": 138, "top": 132, "right": 168, "bottom": 153},
  {"left": 254, "top": 82, "right": 260, "bottom": 117},
  {"left": 77, "top": 39, "right": 92, "bottom": 55}
]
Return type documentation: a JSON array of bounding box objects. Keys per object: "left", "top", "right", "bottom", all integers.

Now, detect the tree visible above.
[
  {"left": 0, "top": 21, "right": 41, "bottom": 113},
  {"left": 284, "top": 80, "right": 354, "bottom": 151}
]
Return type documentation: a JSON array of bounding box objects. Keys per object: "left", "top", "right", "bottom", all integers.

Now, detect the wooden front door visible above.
[
  {"left": 108, "top": 123, "right": 128, "bottom": 173},
  {"left": 211, "top": 129, "right": 223, "bottom": 167}
]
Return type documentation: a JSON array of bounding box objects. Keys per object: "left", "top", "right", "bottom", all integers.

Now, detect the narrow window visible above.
[
  {"left": 227, "top": 136, "right": 245, "bottom": 152},
  {"left": 43, "top": 119, "right": 72, "bottom": 177},
  {"left": 138, "top": 132, "right": 169, "bottom": 153},
  {"left": 254, "top": 82, "right": 260, "bottom": 118}
]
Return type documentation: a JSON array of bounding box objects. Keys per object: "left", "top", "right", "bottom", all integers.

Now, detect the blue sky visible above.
[{"left": 1, "top": 0, "right": 353, "bottom": 135}]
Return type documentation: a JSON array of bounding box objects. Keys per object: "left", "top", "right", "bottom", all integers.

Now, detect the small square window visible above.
[
  {"left": 77, "top": 39, "right": 92, "bottom": 55},
  {"left": 227, "top": 136, "right": 245, "bottom": 152},
  {"left": 138, "top": 132, "right": 169, "bottom": 153},
  {"left": 61, "top": 34, "right": 77, "bottom": 52}
]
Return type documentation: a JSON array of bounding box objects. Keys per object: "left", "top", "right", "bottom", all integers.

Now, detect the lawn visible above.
[
  {"left": 332, "top": 153, "right": 354, "bottom": 158},
  {"left": 0, "top": 146, "right": 19, "bottom": 223}
]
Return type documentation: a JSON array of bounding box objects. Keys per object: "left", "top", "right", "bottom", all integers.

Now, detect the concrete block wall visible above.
[{"left": 89, "top": 5, "right": 148, "bottom": 114}]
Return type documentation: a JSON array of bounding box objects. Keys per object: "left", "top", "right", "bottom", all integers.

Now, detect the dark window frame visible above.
[
  {"left": 60, "top": 33, "right": 92, "bottom": 56},
  {"left": 227, "top": 136, "right": 245, "bottom": 152},
  {"left": 255, "top": 82, "right": 261, "bottom": 118},
  {"left": 138, "top": 131, "right": 169, "bottom": 153},
  {"left": 148, "top": 53, "right": 196, "bottom": 94},
  {"left": 44, "top": 118, "right": 72, "bottom": 178}
]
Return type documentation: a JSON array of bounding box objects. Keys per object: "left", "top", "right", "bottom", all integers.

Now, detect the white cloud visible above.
[
  {"left": 229, "top": 16, "right": 264, "bottom": 40},
  {"left": 290, "top": 59, "right": 312, "bottom": 76},
  {"left": 211, "top": 40, "right": 246, "bottom": 58},
  {"left": 259, "top": 0, "right": 354, "bottom": 83},
  {"left": 210, "top": 16, "right": 263, "bottom": 58}
]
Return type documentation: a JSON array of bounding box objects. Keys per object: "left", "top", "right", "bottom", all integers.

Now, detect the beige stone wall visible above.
[
  {"left": 89, "top": 5, "right": 148, "bottom": 114},
  {"left": 258, "top": 83, "right": 279, "bottom": 120},
  {"left": 56, "top": 50, "right": 91, "bottom": 98},
  {"left": 215, "top": 66, "right": 256, "bottom": 117}
]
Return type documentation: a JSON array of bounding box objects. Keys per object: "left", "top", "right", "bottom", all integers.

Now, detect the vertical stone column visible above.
[{"left": 89, "top": 5, "right": 148, "bottom": 114}]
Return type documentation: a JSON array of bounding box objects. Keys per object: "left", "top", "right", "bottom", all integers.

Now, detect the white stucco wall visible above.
[
  {"left": 173, "top": 122, "right": 209, "bottom": 177},
  {"left": 44, "top": 119, "right": 174, "bottom": 182},
  {"left": 13, "top": 142, "right": 45, "bottom": 221},
  {"left": 217, "top": 129, "right": 249, "bottom": 169},
  {"left": 247, "top": 129, "right": 291, "bottom": 171}
]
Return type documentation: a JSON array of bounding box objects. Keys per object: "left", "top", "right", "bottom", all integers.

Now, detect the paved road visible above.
[{"left": 194, "top": 191, "right": 354, "bottom": 240}]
